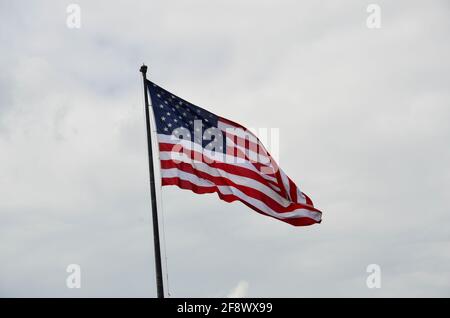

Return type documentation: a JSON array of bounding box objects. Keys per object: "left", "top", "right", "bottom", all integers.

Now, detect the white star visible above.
[
  {"left": 174, "top": 119, "right": 178, "bottom": 123},
  {"left": 159, "top": 104, "right": 164, "bottom": 108},
  {"left": 161, "top": 116, "right": 166, "bottom": 121},
  {"left": 166, "top": 112, "right": 171, "bottom": 116},
  {"left": 164, "top": 101, "right": 168, "bottom": 104},
  {"left": 164, "top": 127, "right": 168, "bottom": 131},
  {"left": 168, "top": 123, "right": 172, "bottom": 127},
  {"left": 157, "top": 94, "right": 161, "bottom": 98}
]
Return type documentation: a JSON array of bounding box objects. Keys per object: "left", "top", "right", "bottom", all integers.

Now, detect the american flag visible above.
[{"left": 146, "top": 80, "right": 322, "bottom": 226}]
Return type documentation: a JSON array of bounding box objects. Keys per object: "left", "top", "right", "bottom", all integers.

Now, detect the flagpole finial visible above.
[{"left": 140, "top": 64, "right": 148, "bottom": 75}]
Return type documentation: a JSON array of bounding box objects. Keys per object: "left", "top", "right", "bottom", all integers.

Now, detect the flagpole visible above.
[{"left": 140, "top": 64, "right": 164, "bottom": 299}]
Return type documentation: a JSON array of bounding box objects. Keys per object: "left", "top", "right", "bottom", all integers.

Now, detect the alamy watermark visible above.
[
  {"left": 66, "top": 4, "right": 81, "bottom": 29},
  {"left": 366, "top": 4, "right": 381, "bottom": 29}
]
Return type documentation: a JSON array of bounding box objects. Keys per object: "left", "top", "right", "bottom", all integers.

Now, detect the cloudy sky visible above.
[{"left": 1, "top": 0, "right": 449, "bottom": 297}]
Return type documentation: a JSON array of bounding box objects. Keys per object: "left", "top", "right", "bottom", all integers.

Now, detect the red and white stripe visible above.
[{"left": 157, "top": 117, "right": 322, "bottom": 226}]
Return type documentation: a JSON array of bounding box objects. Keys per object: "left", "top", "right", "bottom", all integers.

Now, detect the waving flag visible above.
[{"left": 146, "top": 80, "right": 321, "bottom": 226}]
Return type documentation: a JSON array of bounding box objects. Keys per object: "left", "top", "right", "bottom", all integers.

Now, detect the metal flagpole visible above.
[{"left": 140, "top": 64, "right": 164, "bottom": 298}]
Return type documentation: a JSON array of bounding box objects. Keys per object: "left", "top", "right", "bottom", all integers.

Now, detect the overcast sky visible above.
[{"left": 1, "top": 0, "right": 449, "bottom": 297}]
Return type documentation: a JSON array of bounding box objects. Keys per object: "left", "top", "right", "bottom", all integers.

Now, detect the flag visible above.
[{"left": 146, "top": 80, "right": 322, "bottom": 226}]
